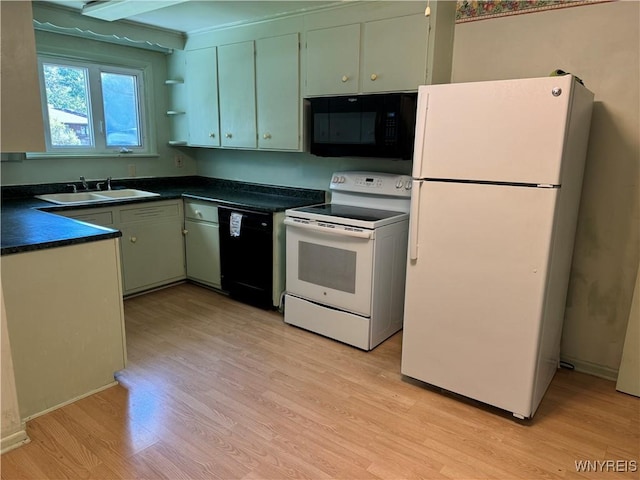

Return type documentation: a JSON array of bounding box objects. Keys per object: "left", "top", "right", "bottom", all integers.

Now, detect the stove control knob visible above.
[
  {"left": 339, "top": 176, "right": 346, "bottom": 183},
  {"left": 405, "top": 180, "right": 412, "bottom": 190},
  {"left": 332, "top": 175, "right": 340, "bottom": 184},
  {"left": 395, "top": 179, "right": 404, "bottom": 189}
]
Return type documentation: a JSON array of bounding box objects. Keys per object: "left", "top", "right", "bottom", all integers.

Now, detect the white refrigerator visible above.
[{"left": 401, "top": 76, "right": 594, "bottom": 419}]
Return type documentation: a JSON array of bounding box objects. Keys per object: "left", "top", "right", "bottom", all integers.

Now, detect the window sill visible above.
[{"left": 25, "top": 152, "right": 160, "bottom": 160}]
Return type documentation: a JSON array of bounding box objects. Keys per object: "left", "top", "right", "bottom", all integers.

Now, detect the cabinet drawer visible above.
[
  {"left": 58, "top": 209, "right": 114, "bottom": 227},
  {"left": 184, "top": 200, "right": 218, "bottom": 223},
  {"left": 119, "top": 202, "right": 180, "bottom": 223},
  {"left": 70, "top": 211, "right": 114, "bottom": 226}
]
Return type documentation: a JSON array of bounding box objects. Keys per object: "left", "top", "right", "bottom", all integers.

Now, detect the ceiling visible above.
[{"left": 42, "top": 0, "right": 340, "bottom": 35}]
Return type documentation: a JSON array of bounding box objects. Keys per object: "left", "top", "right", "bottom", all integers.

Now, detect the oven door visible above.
[{"left": 285, "top": 218, "right": 374, "bottom": 317}]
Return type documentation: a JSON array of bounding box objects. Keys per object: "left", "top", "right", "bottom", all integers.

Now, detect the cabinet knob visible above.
[
  {"left": 341, "top": 75, "right": 349, "bottom": 83},
  {"left": 225, "top": 133, "right": 232, "bottom": 139},
  {"left": 182, "top": 229, "right": 188, "bottom": 235},
  {"left": 263, "top": 133, "right": 272, "bottom": 140},
  {"left": 209, "top": 133, "right": 216, "bottom": 138},
  {"left": 130, "top": 236, "right": 137, "bottom": 243},
  {"left": 195, "top": 210, "right": 202, "bottom": 217},
  {"left": 370, "top": 73, "right": 378, "bottom": 81}
]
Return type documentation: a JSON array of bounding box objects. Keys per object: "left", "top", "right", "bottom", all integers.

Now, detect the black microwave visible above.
[{"left": 307, "top": 92, "right": 417, "bottom": 160}]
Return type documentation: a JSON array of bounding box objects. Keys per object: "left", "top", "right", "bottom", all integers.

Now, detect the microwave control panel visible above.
[{"left": 384, "top": 112, "right": 398, "bottom": 145}]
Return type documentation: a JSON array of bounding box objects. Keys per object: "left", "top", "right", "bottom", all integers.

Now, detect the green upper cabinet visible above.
[
  {"left": 256, "top": 33, "right": 300, "bottom": 150},
  {"left": 176, "top": 2, "right": 454, "bottom": 150},
  {"left": 218, "top": 41, "right": 257, "bottom": 148},
  {"left": 361, "top": 15, "right": 430, "bottom": 93},
  {"left": 186, "top": 46, "right": 220, "bottom": 147},
  {"left": 195, "top": 34, "right": 301, "bottom": 152},
  {"left": 304, "top": 6, "right": 455, "bottom": 96},
  {"left": 306, "top": 24, "right": 360, "bottom": 96},
  {"left": 1, "top": 1, "right": 45, "bottom": 153}
]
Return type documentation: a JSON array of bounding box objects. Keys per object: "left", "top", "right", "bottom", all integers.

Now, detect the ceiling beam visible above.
[{"left": 81, "top": 0, "right": 190, "bottom": 21}]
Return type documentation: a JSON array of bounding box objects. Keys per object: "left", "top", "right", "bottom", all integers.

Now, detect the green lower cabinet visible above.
[
  {"left": 183, "top": 200, "right": 221, "bottom": 289},
  {"left": 58, "top": 200, "right": 187, "bottom": 296},
  {"left": 117, "top": 201, "right": 186, "bottom": 295},
  {"left": 184, "top": 219, "right": 221, "bottom": 289}
]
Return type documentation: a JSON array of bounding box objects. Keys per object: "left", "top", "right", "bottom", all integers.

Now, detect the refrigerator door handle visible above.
[
  {"left": 411, "top": 92, "right": 428, "bottom": 177},
  {"left": 409, "top": 179, "right": 422, "bottom": 261}
]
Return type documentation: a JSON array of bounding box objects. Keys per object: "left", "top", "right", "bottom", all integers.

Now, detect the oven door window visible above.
[
  {"left": 299, "top": 241, "right": 357, "bottom": 293},
  {"left": 286, "top": 225, "right": 374, "bottom": 317}
]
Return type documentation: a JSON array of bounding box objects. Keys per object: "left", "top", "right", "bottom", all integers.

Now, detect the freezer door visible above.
[
  {"left": 412, "top": 76, "right": 573, "bottom": 185},
  {"left": 402, "top": 181, "right": 558, "bottom": 417}
]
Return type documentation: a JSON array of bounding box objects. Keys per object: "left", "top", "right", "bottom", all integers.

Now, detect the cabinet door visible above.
[
  {"left": 119, "top": 219, "right": 185, "bottom": 295},
  {"left": 0, "top": 1, "right": 45, "bottom": 152},
  {"left": 256, "top": 33, "right": 299, "bottom": 150},
  {"left": 306, "top": 24, "right": 360, "bottom": 96},
  {"left": 218, "top": 41, "right": 257, "bottom": 148},
  {"left": 185, "top": 219, "right": 221, "bottom": 288},
  {"left": 186, "top": 47, "right": 220, "bottom": 147},
  {"left": 361, "top": 14, "right": 429, "bottom": 93}
]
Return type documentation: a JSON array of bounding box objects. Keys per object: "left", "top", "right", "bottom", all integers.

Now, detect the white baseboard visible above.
[
  {"left": 1, "top": 426, "right": 30, "bottom": 454},
  {"left": 560, "top": 355, "right": 619, "bottom": 381},
  {"left": 23, "top": 381, "right": 119, "bottom": 422}
]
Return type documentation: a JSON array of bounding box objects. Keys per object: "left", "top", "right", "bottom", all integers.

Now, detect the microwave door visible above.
[
  {"left": 308, "top": 93, "right": 417, "bottom": 159},
  {"left": 311, "top": 97, "right": 329, "bottom": 144},
  {"left": 329, "top": 96, "right": 362, "bottom": 145}
]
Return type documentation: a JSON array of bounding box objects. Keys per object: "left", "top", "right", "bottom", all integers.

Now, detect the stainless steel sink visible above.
[{"left": 36, "top": 189, "right": 160, "bottom": 205}]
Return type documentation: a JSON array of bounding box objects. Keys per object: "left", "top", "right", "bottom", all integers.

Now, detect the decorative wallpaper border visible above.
[{"left": 455, "top": 0, "right": 612, "bottom": 23}]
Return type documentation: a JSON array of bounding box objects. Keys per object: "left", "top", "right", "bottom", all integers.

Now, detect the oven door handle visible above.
[{"left": 284, "top": 218, "right": 373, "bottom": 239}]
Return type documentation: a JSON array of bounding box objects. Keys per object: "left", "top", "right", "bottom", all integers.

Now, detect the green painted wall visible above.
[{"left": 195, "top": 149, "right": 412, "bottom": 191}]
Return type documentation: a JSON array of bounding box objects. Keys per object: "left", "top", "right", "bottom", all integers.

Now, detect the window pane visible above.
[
  {"left": 101, "top": 72, "right": 141, "bottom": 147},
  {"left": 43, "top": 63, "right": 93, "bottom": 147}
]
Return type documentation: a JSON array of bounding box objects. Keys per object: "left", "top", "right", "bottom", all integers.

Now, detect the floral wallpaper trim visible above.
[{"left": 455, "top": 0, "right": 613, "bottom": 23}]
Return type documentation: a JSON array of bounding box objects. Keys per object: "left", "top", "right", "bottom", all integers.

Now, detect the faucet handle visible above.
[
  {"left": 96, "top": 182, "right": 105, "bottom": 191},
  {"left": 66, "top": 184, "right": 77, "bottom": 193}
]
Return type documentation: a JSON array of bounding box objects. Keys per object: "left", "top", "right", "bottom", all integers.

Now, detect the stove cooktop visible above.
[{"left": 286, "top": 203, "right": 408, "bottom": 229}]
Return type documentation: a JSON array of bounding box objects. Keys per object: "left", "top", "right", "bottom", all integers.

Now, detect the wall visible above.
[
  {"left": 616, "top": 266, "right": 639, "bottom": 396},
  {"left": 196, "top": 150, "right": 412, "bottom": 191},
  {"left": 1, "top": 284, "right": 29, "bottom": 453},
  {"left": 451, "top": 1, "right": 639, "bottom": 378},
  {"left": 0, "top": 30, "right": 197, "bottom": 186}
]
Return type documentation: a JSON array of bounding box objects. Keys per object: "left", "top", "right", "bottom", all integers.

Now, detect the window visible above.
[{"left": 37, "top": 56, "right": 150, "bottom": 155}]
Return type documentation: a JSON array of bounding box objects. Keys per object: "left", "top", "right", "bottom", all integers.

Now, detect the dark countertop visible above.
[{"left": 1, "top": 176, "right": 326, "bottom": 256}]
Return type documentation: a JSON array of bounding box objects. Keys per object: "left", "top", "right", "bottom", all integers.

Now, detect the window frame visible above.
[{"left": 35, "top": 54, "right": 154, "bottom": 157}]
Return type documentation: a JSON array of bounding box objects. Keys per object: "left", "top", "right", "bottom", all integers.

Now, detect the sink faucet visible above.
[
  {"left": 80, "top": 176, "right": 89, "bottom": 190},
  {"left": 96, "top": 176, "right": 112, "bottom": 191}
]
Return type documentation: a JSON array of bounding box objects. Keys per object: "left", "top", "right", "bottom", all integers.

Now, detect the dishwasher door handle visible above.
[{"left": 284, "top": 217, "right": 373, "bottom": 239}]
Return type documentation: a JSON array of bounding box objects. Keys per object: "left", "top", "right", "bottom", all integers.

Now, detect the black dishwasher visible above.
[{"left": 218, "top": 206, "right": 273, "bottom": 309}]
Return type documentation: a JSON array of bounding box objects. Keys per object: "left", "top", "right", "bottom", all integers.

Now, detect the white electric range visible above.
[{"left": 284, "top": 171, "right": 411, "bottom": 350}]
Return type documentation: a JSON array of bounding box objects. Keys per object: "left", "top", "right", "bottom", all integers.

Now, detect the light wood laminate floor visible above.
[{"left": 2, "top": 283, "right": 638, "bottom": 479}]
